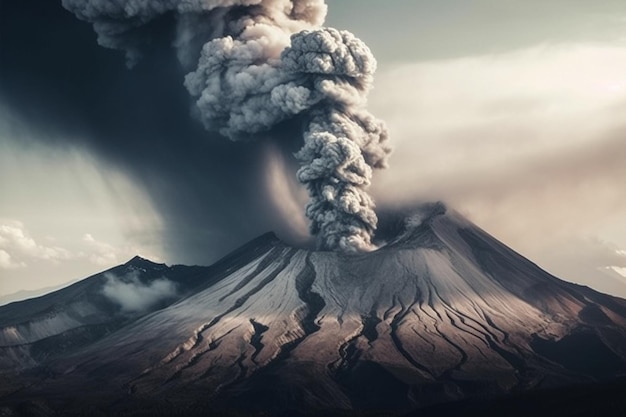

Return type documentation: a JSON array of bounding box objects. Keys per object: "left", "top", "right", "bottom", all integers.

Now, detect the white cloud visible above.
[
  {"left": 82, "top": 232, "right": 161, "bottom": 267},
  {"left": 610, "top": 267, "right": 626, "bottom": 278},
  {"left": 102, "top": 272, "right": 177, "bottom": 313},
  {"left": 0, "top": 219, "right": 165, "bottom": 300},
  {"left": 82, "top": 233, "right": 119, "bottom": 266},
  {"left": 0, "top": 217, "right": 162, "bottom": 271},
  {"left": 0, "top": 221, "right": 73, "bottom": 264},
  {"left": 607, "top": 249, "right": 626, "bottom": 280},
  {"left": 0, "top": 222, "right": 36, "bottom": 251},
  {"left": 0, "top": 249, "right": 25, "bottom": 270}
]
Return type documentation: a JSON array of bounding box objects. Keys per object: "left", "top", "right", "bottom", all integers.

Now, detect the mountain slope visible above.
[
  {"left": 1, "top": 203, "right": 625, "bottom": 415},
  {"left": 0, "top": 256, "right": 215, "bottom": 372}
]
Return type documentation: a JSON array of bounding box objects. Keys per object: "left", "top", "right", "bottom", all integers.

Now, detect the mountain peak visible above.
[
  {"left": 376, "top": 201, "right": 464, "bottom": 250},
  {"left": 2, "top": 203, "right": 626, "bottom": 415},
  {"left": 125, "top": 255, "right": 166, "bottom": 269}
]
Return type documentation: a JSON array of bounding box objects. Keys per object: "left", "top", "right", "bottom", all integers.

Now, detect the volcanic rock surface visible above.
[{"left": 1, "top": 203, "right": 626, "bottom": 416}]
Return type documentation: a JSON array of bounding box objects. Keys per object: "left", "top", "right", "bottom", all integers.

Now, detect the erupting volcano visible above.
[{"left": 2, "top": 204, "right": 625, "bottom": 415}]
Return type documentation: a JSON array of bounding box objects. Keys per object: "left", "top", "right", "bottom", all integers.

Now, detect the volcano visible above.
[{"left": 1, "top": 203, "right": 626, "bottom": 416}]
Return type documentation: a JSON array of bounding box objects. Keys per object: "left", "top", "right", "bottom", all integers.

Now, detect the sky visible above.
[{"left": 1, "top": 0, "right": 625, "bottom": 301}]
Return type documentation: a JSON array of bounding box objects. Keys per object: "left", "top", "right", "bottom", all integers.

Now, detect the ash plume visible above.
[{"left": 62, "top": 0, "right": 391, "bottom": 252}]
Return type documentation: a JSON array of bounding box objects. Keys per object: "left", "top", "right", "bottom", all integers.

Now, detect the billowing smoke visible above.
[{"left": 62, "top": 0, "right": 390, "bottom": 252}]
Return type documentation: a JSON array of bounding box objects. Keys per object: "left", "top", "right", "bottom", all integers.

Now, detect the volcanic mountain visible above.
[{"left": 1, "top": 203, "right": 626, "bottom": 416}]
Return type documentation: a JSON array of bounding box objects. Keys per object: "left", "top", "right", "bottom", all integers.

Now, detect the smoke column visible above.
[{"left": 62, "top": 0, "right": 391, "bottom": 252}]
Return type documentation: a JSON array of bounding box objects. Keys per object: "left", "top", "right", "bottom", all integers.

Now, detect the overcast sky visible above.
[{"left": 1, "top": 0, "right": 625, "bottom": 301}]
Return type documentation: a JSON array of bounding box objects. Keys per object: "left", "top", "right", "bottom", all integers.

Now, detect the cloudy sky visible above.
[{"left": 1, "top": 0, "right": 625, "bottom": 302}]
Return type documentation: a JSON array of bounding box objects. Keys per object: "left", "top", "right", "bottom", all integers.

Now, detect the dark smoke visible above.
[
  {"left": 60, "top": 0, "right": 391, "bottom": 252},
  {"left": 0, "top": 0, "right": 272, "bottom": 265},
  {"left": 284, "top": 29, "right": 391, "bottom": 251}
]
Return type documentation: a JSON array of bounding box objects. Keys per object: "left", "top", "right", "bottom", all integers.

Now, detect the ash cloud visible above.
[
  {"left": 1, "top": 0, "right": 281, "bottom": 264},
  {"left": 60, "top": 0, "right": 391, "bottom": 252},
  {"left": 102, "top": 271, "right": 177, "bottom": 313}
]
